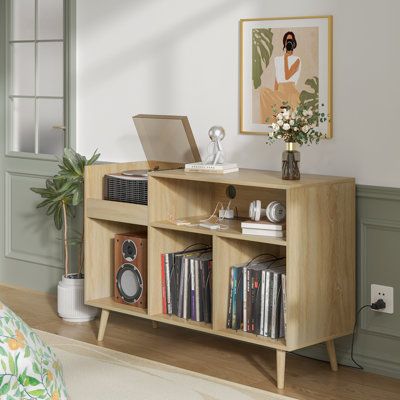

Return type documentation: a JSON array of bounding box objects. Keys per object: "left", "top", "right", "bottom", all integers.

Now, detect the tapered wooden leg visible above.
[
  {"left": 276, "top": 349, "right": 286, "bottom": 389},
  {"left": 152, "top": 321, "right": 159, "bottom": 329},
  {"left": 326, "top": 340, "right": 338, "bottom": 371},
  {"left": 97, "top": 309, "right": 110, "bottom": 342}
]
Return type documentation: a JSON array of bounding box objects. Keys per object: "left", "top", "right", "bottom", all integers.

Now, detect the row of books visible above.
[
  {"left": 227, "top": 258, "right": 286, "bottom": 339},
  {"left": 241, "top": 220, "right": 285, "bottom": 238},
  {"left": 161, "top": 248, "right": 212, "bottom": 323}
]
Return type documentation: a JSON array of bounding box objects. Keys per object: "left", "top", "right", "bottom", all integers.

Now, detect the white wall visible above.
[{"left": 76, "top": 0, "right": 400, "bottom": 187}]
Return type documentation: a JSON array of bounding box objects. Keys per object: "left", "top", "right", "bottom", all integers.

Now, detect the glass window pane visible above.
[
  {"left": 38, "top": 99, "right": 64, "bottom": 156},
  {"left": 10, "top": 0, "right": 35, "bottom": 40},
  {"left": 38, "top": 0, "right": 64, "bottom": 40},
  {"left": 11, "top": 98, "right": 35, "bottom": 153},
  {"left": 11, "top": 43, "right": 35, "bottom": 96},
  {"left": 37, "top": 42, "right": 64, "bottom": 97}
]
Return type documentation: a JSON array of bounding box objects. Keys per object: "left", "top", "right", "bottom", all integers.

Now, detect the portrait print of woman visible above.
[
  {"left": 240, "top": 17, "right": 331, "bottom": 136},
  {"left": 259, "top": 32, "right": 301, "bottom": 123}
]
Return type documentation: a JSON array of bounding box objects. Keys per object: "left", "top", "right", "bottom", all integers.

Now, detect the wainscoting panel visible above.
[
  {"left": 5, "top": 171, "right": 63, "bottom": 268},
  {"left": 297, "top": 185, "right": 400, "bottom": 379}
]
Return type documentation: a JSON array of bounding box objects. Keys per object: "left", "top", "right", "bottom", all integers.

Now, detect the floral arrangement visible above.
[{"left": 267, "top": 102, "right": 327, "bottom": 145}]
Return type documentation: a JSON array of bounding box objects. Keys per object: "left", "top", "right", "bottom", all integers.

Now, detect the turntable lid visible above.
[{"left": 132, "top": 115, "right": 201, "bottom": 164}]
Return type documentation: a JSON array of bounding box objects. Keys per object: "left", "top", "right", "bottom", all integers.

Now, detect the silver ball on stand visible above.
[
  {"left": 207, "top": 126, "right": 225, "bottom": 165},
  {"left": 208, "top": 126, "right": 225, "bottom": 142}
]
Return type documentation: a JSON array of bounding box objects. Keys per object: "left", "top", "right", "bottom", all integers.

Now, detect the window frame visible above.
[{"left": 4, "top": 0, "right": 75, "bottom": 160}]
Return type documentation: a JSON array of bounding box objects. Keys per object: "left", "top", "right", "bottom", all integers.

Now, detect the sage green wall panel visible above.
[
  {"left": 5, "top": 172, "right": 63, "bottom": 267},
  {"left": 297, "top": 185, "right": 400, "bottom": 379},
  {"left": 1, "top": 260, "right": 63, "bottom": 294}
]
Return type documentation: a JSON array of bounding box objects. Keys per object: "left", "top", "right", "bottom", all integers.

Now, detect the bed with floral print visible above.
[{"left": 0, "top": 301, "right": 68, "bottom": 400}]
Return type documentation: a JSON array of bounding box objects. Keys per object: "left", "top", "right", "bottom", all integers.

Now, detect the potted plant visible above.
[
  {"left": 267, "top": 101, "right": 327, "bottom": 180},
  {"left": 31, "top": 148, "right": 100, "bottom": 322}
]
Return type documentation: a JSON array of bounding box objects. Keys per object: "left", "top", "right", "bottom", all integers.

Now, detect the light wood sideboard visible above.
[{"left": 84, "top": 162, "right": 356, "bottom": 389}]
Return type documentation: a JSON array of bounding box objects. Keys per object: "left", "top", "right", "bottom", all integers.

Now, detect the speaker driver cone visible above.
[
  {"left": 116, "top": 264, "right": 143, "bottom": 303},
  {"left": 122, "top": 239, "right": 137, "bottom": 261}
]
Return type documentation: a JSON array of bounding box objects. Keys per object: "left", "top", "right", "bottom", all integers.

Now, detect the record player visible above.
[{"left": 104, "top": 115, "right": 201, "bottom": 205}]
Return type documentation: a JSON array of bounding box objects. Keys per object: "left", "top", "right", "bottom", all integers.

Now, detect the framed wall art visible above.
[{"left": 240, "top": 16, "right": 332, "bottom": 137}]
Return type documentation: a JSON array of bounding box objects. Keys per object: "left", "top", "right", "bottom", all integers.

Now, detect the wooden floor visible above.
[{"left": 1, "top": 284, "right": 399, "bottom": 400}]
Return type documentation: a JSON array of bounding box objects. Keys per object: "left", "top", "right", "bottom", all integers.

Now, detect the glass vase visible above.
[{"left": 282, "top": 142, "right": 300, "bottom": 180}]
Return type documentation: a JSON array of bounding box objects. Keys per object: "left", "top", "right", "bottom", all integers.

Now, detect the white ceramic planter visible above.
[{"left": 57, "top": 275, "right": 98, "bottom": 322}]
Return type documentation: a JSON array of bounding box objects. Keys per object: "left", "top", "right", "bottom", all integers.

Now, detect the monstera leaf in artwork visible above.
[
  {"left": 252, "top": 28, "right": 274, "bottom": 89},
  {"left": 300, "top": 77, "right": 319, "bottom": 109}
]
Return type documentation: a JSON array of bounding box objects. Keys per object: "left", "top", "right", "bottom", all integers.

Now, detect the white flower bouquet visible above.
[{"left": 267, "top": 102, "right": 327, "bottom": 145}]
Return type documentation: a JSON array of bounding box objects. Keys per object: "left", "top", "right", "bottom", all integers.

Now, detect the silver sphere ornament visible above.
[{"left": 208, "top": 126, "right": 225, "bottom": 142}]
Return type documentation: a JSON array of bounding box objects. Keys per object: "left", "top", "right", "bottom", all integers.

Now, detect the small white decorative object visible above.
[
  {"left": 185, "top": 126, "right": 238, "bottom": 173},
  {"left": 208, "top": 126, "right": 225, "bottom": 165},
  {"left": 57, "top": 275, "right": 98, "bottom": 322}
]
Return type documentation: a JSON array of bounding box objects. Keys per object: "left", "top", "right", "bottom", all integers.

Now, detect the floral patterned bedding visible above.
[{"left": 0, "top": 301, "right": 68, "bottom": 400}]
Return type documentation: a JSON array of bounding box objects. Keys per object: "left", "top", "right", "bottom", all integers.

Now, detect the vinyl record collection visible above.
[
  {"left": 227, "top": 258, "right": 287, "bottom": 339},
  {"left": 161, "top": 247, "right": 212, "bottom": 323}
]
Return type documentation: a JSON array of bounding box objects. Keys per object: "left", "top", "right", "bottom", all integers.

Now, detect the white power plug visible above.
[
  {"left": 219, "top": 209, "right": 234, "bottom": 219},
  {"left": 371, "top": 284, "right": 394, "bottom": 314}
]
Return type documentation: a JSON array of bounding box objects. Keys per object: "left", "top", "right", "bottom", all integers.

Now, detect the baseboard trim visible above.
[
  {"left": 295, "top": 343, "right": 400, "bottom": 379},
  {"left": 0, "top": 282, "right": 56, "bottom": 298}
]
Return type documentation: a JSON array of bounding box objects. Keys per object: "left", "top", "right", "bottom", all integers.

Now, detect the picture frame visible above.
[{"left": 240, "top": 16, "right": 332, "bottom": 137}]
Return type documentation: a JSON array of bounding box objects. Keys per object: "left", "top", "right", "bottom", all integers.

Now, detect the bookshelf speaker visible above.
[{"left": 114, "top": 232, "right": 147, "bottom": 308}]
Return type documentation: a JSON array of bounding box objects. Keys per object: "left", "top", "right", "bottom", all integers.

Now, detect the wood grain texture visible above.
[
  {"left": 151, "top": 217, "right": 286, "bottom": 246},
  {"left": 285, "top": 182, "right": 356, "bottom": 350},
  {"left": 85, "top": 163, "right": 356, "bottom": 388},
  {"left": 84, "top": 219, "right": 145, "bottom": 302},
  {"left": 149, "top": 168, "right": 354, "bottom": 190},
  {"left": 326, "top": 340, "right": 339, "bottom": 372},
  {"left": 276, "top": 350, "right": 286, "bottom": 389},
  {"left": 2, "top": 285, "right": 400, "bottom": 400},
  {"left": 86, "top": 198, "right": 148, "bottom": 226},
  {"left": 98, "top": 309, "right": 110, "bottom": 341}
]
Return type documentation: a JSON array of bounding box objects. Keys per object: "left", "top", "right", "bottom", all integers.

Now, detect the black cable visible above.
[
  {"left": 245, "top": 253, "right": 278, "bottom": 267},
  {"left": 182, "top": 243, "right": 211, "bottom": 252},
  {"left": 351, "top": 304, "right": 371, "bottom": 369}
]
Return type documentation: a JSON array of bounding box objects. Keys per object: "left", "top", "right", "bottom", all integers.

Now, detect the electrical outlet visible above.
[{"left": 371, "top": 284, "right": 394, "bottom": 314}]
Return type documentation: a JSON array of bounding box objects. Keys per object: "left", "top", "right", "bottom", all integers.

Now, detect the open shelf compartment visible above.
[
  {"left": 148, "top": 176, "right": 286, "bottom": 227},
  {"left": 148, "top": 227, "right": 213, "bottom": 328},
  {"left": 84, "top": 218, "right": 149, "bottom": 315},
  {"left": 212, "top": 236, "right": 286, "bottom": 348}
]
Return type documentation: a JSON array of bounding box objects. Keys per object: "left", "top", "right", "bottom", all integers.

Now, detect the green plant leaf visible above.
[
  {"left": 26, "top": 376, "right": 41, "bottom": 386},
  {"left": 53, "top": 204, "right": 63, "bottom": 230},
  {"left": 87, "top": 149, "right": 100, "bottom": 165},
  {"left": 252, "top": 28, "right": 274, "bottom": 89},
  {"left": 0, "top": 382, "right": 10, "bottom": 395},
  {"left": 29, "top": 389, "right": 46, "bottom": 397},
  {"left": 32, "top": 362, "right": 40, "bottom": 375},
  {"left": 8, "top": 354, "right": 15, "bottom": 375},
  {"left": 300, "top": 76, "right": 319, "bottom": 110}
]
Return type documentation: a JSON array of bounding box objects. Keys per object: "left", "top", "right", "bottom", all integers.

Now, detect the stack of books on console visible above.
[
  {"left": 227, "top": 259, "right": 286, "bottom": 339},
  {"left": 241, "top": 220, "right": 285, "bottom": 238},
  {"left": 161, "top": 249, "right": 212, "bottom": 323}
]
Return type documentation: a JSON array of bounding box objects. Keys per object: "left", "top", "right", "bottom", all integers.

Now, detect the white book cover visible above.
[
  {"left": 185, "top": 162, "right": 238, "bottom": 171},
  {"left": 242, "top": 228, "right": 285, "bottom": 237},
  {"left": 263, "top": 270, "right": 272, "bottom": 336},
  {"left": 194, "top": 260, "right": 201, "bottom": 322},
  {"left": 241, "top": 220, "right": 285, "bottom": 231},
  {"left": 190, "top": 260, "right": 195, "bottom": 320},
  {"left": 271, "top": 273, "right": 279, "bottom": 338}
]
